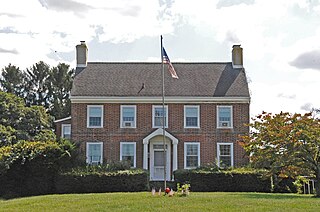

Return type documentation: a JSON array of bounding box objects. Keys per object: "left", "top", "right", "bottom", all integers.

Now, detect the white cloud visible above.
[{"left": 0, "top": 0, "right": 320, "bottom": 116}]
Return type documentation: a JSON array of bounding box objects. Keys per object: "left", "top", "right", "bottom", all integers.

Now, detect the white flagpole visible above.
[{"left": 160, "top": 35, "right": 167, "bottom": 190}]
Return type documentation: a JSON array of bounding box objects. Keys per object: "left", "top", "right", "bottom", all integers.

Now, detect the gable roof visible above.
[{"left": 71, "top": 62, "right": 250, "bottom": 98}]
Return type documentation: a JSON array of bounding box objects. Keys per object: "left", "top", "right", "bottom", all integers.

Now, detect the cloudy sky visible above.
[{"left": 1, "top": 0, "right": 320, "bottom": 116}]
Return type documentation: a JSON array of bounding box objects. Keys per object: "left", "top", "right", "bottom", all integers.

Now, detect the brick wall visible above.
[
  {"left": 71, "top": 102, "right": 249, "bottom": 168},
  {"left": 55, "top": 119, "right": 71, "bottom": 138}
]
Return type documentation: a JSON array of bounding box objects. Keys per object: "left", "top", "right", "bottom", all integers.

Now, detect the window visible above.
[
  {"left": 120, "top": 142, "right": 136, "bottom": 167},
  {"left": 61, "top": 124, "right": 71, "bottom": 139},
  {"left": 86, "top": 142, "right": 103, "bottom": 165},
  {"left": 217, "top": 106, "right": 233, "bottom": 128},
  {"left": 120, "top": 105, "right": 136, "bottom": 128},
  {"left": 152, "top": 105, "right": 168, "bottom": 128},
  {"left": 87, "top": 105, "right": 103, "bottom": 128},
  {"left": 184, "top": 143, "right": 200, "bottom": 169},
  {"left": 217, "top": 143, "right": 233, "bottom": 167},
  {"left": 184, "top": 106, "right": 200, "bottom": 128}
]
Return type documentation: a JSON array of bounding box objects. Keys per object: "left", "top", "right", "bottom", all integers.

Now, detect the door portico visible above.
[{"left": 143, "top": 128, "right": 178, "bottom": 181}]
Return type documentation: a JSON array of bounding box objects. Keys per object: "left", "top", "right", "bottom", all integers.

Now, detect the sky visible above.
[{"left": 1, "top": 0, "right": 320, "bottom": 117}]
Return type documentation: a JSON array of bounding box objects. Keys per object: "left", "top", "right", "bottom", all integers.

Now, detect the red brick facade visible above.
[{"left": 71, "top": 102, "right": 249, "bottom": 169}]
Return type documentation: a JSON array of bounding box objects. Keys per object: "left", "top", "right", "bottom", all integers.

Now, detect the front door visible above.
[{"left": 150, "top": 143, "right": 170, "bottom": 181}]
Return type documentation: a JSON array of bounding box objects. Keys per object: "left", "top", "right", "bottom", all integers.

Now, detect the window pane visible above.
[
  {"left": 186, "top": 107, "right": 198, "bottom": 117},
  {"left": 186, "top": 144, "right": 199, "bottom": 168},
  {"left": 220, "top": 156, "right": 231, "bottom": 167},
  {"left": 62, "top": 125, "right": 71, "bottom": 139},
  {"left": 121, "top": 143, "right": 135, "bottom": 167},
  {"left": 122, "top": 107, "right": 134, "bottom": 121},
  {"left": 89, "top": 107, "right": 102, "bottom": 117},
  {"left": 155, "top": 117, "right": 166, "bottom": 126},
  {"left": 187, "top": 144, "right": 198, "bottom": 156},
  {"left": 89, "top": 117, "right": 101, "bottom": 126},
  {"left": 88, "top": 143, "right": 101, "bottom": 163},
  {"left": 154, "top": 107, "right": 167, "bottom": 127},
  {"left": 218, "top": 144, "right": 232, "bottom": 167},
  {"left": 187, "top": 156, "right": 198, "bottom": 167},
  {"left": 186, "top": 117, "right": 198, "bottom": 127},
  {"left": 219, "top": 107, "right": 231, "bottom": 121},
  {"left": 155, "top": 108, "right": 166, "bottom": 117},
  {"left": 122, "top": 144, "right": 134, "bottom": 156},
  {"left": 122, "top": 156, "right": 134, "bottom": 167},
  {"left": 220, "top": 145, "right": 231, "bottom": 156},
  {"left": 88, "top": 107, "right": 102, "bottom": 127}
]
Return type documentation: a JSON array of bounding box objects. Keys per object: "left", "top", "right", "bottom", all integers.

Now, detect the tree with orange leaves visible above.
[{"left": 240, "top": 111, "right": 320, "bottom": 196}]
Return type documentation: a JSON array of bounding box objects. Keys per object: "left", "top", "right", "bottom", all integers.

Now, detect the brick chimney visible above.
[
  {"left": 232, "top": 45, "right": 243, "bottom": 68},
  {"left": 75, "top": 41, "right": 88, "bottom": 75}
]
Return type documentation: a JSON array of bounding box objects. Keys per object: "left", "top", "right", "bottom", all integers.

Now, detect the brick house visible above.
[{"left": 57, "top": 41, "right": 250, "bottom": 181}]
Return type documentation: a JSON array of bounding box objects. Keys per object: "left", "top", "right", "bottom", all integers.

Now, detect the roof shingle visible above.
[{"left": 71, "top": 62, "right": 250, "bottom": 97}]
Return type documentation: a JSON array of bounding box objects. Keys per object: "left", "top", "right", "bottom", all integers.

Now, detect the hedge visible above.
[
  {"left": 55, "top": 169, "right": 149, "bottom": 194},
  {"left": 0, "top": 140, "right": 75, "bottom": 198},
  {"left": 174, "top": 169, "right": 271, "bottom": 192}
]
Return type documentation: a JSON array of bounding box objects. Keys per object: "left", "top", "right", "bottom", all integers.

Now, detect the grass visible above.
[{"left": 0, "top": 192, "right": 320, "bottom": 211}]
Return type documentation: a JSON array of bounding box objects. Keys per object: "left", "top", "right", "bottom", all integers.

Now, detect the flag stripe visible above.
[{"left": 162, "top": 47, "right": 178, "bottom": 79}]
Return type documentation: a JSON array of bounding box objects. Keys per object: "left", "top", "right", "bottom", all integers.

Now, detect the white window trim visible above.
[
  {"left": 184, "top": 142, "right": 200, "bottom": 169},
  {"left": 87, "top": 105, "right": 104, "bottom": 128},
  {"left": 120, "top": 142, "right": 136, "bottom": 168},
  {"left": 217, "top": 142, "right": 234, "bottom": 167},
  {"left": 184, "top": 105, "right": 200, "bottom": 128},
  {"left": 217, "top": 105, "right": 233, "bottom": 129},
  {"left": 86, "top": 142, "right": 103, "bottom": 164},
  {"left": 120, "top": 105, "right": 136, "bottom": 128},
  {"left": 152, "top": 105, "right": 168, "bottom": 128},
  {"left": 61, "top": 124, "right": 71, "bottom": 138}
]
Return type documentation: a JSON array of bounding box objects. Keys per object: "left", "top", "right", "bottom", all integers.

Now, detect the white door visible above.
[{"left": 150, "top": 143, "right": 170, "bottom": 181}]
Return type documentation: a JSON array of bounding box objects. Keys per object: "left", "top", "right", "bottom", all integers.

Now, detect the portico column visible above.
[
  {"left": 172, "top": 142, "right": 178, "bottom": 171},
  {"left": 143, "top": 142, "right": 148, "bottom": 169}
]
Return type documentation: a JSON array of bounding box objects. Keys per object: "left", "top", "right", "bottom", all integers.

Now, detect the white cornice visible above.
[
  {"left": 54, "top": 116, "right": 71, "bottom": 123},
  {"left": 70, "top": 96, "right": 250, "bottom": 104}
]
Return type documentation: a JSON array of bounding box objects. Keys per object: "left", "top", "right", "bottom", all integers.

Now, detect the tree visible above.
[
  {"left": 0, "top": 64, "right": 26, "bottom": 98},
  {"left": 0, "top": 91, "right": 55, "bottom": 147},
  {"left": 24, "top": 61, "right": 51, "bottom": 108},
  {"left": 1, "top": 62, "right": 74, "bottom": 120},
  {"left": 48, "top": 63, "right": 74, "bottom": 119},
  {"left": 240, "top": 112, "right": 320, "bottom": 196}
]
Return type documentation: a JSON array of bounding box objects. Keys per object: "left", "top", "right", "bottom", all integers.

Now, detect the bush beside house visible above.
[
  {"left": 0, "top": 140, "right": 75, "bottom": 198},
  {"left": 56, "top": 169, "right": 148, "bottom": 194},
  {"left": 174, "top": 169, "right": 272, "bottom": 192}
]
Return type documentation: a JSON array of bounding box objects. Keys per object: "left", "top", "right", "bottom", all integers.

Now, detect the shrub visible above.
[
  {"left": 174, "top": 168, "right": 271, "bottom": 192},
  {"left": 0, "top": 140, "right": 75, "bottom": 198},
  {"left": 55, "top": 169, "right": 149, "bottom": 193}
]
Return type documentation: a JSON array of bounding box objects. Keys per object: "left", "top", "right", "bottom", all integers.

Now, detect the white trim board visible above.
[{"left": 71, "top": 96, "right": 250, "bottom": 104}]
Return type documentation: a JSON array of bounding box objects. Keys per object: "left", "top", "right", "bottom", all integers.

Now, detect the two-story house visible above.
[{"left": 57, "top": 41, "right": 250, "bottom": 181}]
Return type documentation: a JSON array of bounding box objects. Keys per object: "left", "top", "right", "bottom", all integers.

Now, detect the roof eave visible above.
[{"left": 70, "top": 96, "right": 250, "bottom": 104}]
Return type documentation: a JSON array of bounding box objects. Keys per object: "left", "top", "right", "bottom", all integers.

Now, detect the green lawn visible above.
[{"left": 0, "top": 192, "right": 319, "bottom": 211}]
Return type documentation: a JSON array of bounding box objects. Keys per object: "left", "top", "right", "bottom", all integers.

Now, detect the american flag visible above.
[{"left": 162, "top": 47, "right": 179, "bottom": 79}]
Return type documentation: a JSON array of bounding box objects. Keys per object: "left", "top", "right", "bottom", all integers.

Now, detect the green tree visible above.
[
  {"left": 240, "top": 112, "right": 320, "bottom": 196},
  {"left": 48, "top": 63, "right": 74, "bottom": 119},
  {"left": 24, "top": 61, "right": 51, "bottom": 108},
  {"left": 0, "top": 125, "right": 16, "bottom": 147},
  {"left": 0, "top": 64, "right": 26, "bottom": 98},
  {"left": 0, "top": 91, "right": 55, "bottom": 146}
]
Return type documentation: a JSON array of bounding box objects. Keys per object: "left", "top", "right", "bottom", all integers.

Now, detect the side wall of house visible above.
[
  {"left": 55, "top": 119, "right": 71, "bottom": 139},
  {"left": 71, "top": 102, "right": 249, "bottom": 168}
]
